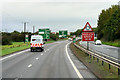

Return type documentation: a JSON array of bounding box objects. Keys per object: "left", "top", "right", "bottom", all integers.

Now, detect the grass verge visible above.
[
  {"left": 101, "top": 40, "right": 120, "bottom": 47},
  {"left": 1, "top": 39, "right": 57, "bottom": 56},
  {"left": 1, "top": 42, "right": 30, "bottom": 56},
  {"left": 70, "top": 40, "right": 120, "bottom": 79}
]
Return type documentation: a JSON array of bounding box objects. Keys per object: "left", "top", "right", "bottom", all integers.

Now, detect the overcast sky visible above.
[{"left": 1, "top": 0, "right": 119, "bottom": 32}]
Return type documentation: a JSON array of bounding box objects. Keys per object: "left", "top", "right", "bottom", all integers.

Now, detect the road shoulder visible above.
[{"left": 66, "top": 42, "right": 97, "bottom": 79}]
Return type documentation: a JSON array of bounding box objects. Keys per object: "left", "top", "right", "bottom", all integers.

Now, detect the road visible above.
[
  {"left": 79, "top": 41, "right": 120, "bottom": 60},
  {"left": 1, "top": 40, "right": 97, "bottom": 79}
]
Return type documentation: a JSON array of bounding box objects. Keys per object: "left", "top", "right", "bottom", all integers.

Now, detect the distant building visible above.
[{"left": 51, "top": 32, "right": 56, "bottom": 34}]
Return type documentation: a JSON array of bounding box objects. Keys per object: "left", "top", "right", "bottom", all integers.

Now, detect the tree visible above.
[{"left": 97, "top": 5, "right": 120, "bottom": 41}]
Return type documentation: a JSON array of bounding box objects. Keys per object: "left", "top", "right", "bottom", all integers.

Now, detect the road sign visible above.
[
  {"left": 73, "top": 35, "right": 76, "bottom": 43},
  {"left": 82, "top": 22, "right": 93, "bottom": 32},
  {"left": 25, "top": 35, "right": 29, "bottom": 42},
  {"left": 39, "top": 28, "right": 50, "bottom": 40},
  {"left": 82, "top": 22, "right": 94, "bottom": 41},
  {"left": 82, "top": 32, "right": 94, "bottom": 41},
  {"left": 59, "top": 30, "right": 68, "bottom": 38},
  {"left": 82, "top": 22, "right": 94, "bottom": 50}
]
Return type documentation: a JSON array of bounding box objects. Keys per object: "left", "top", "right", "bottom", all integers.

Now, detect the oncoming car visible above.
[
  {"left": 30, "top": 35, "right": 45, "bottom": 52},
  {"left": 95, "top": 40, "right": 102, "bottom": 45},
  {"left": 68, "top": 38, "right": 72, "bottom": 41}
]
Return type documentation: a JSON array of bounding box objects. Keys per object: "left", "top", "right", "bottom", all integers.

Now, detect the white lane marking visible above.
[
  {"left": 0, "top": 42, "right": 59, "bottom": 61},
  {"left": 36, "top": 57, "right": 39, "bottom": 60},
  {"left": 0, "top": 49, "right": 30, "bottom": 61},
  {"left": 107, "top": 49, "right": 109, "bottom": 50},
  {"left": 47, "top": 49, "right": 49, "bottom": 51},
  {"left": 41, "top": 53, "right": 43, "bottom": 55},
  {"left": 28, "top": 64, "right": 32, "bottom": 68},
  {"left": 66, "top": 43, "right": 83, "bottom": 78},
  {"left": 45, "top": 51, "right": 46, "bottom": 52}
]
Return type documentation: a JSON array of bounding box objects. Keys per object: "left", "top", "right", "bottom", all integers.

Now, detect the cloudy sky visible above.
[{"left": 1, "top": 0, "right": 119, "bottom": 32}]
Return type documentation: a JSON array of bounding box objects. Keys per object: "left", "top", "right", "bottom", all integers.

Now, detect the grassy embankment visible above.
[
  {"left": 70, "top": 40, "right": 120, "bottom": 79},
  {"left": 1, "top": 42, "right": 30, "bottom": 56},
  {"left": 102, "top": 40, "right": 120, "bottom": 47}
]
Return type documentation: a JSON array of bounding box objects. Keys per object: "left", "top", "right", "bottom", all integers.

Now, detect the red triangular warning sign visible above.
[{"left": 82, "top": 22, "right": 93, "bottom": 32}]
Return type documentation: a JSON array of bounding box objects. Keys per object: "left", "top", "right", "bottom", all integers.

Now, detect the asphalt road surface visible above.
[
  {"left": 79, "top": 41, "right": 120, "bottom": 60},
  {"left": 1, "top": 40, "right": 97, "bottom": 79}
]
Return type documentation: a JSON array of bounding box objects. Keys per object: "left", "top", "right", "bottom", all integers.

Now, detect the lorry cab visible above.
[{"left": 30, "top": 35, "right": 44, "bottom": 52}]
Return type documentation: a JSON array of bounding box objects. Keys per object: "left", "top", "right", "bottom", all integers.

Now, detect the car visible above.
[
  {"left": 68, "top": 38, "right": 72, "bottom": 41},
  {"left": 95, "top": 40, "right": 102, "bottom": 45}
]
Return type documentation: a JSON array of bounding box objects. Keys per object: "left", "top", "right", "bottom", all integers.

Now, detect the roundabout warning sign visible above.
[{"left": 82, "top": 22, "right": 94, "bottom": 41}]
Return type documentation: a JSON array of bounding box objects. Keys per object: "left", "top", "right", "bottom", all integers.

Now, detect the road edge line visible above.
[
  {"left": 0, "top": 49, "right": 30, "bottom": 61},
  {"left": 66, "top": 42, "right": 83, "bottom": 78}
]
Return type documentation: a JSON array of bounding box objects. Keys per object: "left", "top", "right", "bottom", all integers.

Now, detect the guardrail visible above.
[
  {"left": 74, "top": 43, "right": 120, "bottom": 75},
  {"left": 81, "top": 43, "right": 120, "bottom": 63}
]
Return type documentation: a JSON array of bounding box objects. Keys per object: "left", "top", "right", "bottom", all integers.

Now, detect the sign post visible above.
[
  {"left": 82, "top": 22, "right": 94, "bottom": 50},
  {"left": 87, "top": 41, "right": 89, "bottom": 50},
  {"left": 25, "top": 35, "right": 29, "bottom": 46},
  {"left": 73, "top": 35, "right": 76, "bottom": 43},
  {"left": 25, "top": 35, "right": 28, "bottom": 42}
]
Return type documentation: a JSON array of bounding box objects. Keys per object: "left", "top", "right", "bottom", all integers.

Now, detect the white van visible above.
[{"left": 30, "top": 35, "right": 45, "bottom": 52}]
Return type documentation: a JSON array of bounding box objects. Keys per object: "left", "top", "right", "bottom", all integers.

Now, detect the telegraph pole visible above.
[
  {"left": 24, "top": 22, "right": 26, "bottom": 33},
  {"left": 33, "top": 26, "right": 35, "bottom": 33},
  {"left": 24, "top": 22, "right": 26, "bottom": 43}
]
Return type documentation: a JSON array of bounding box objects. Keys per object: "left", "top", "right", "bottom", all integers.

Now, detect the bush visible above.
[
  {"left": 50, "top": 33, "right": 59, "bottom": 41},
  {"left": 2, "top": 35, "right": 12, "bottom": 45},
  {"left": 11, "top": 33, "right": 24, "bottom": 42}
]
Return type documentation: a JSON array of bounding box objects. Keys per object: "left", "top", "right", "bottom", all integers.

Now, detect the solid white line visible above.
[
  {"left": 28, "top": 64, "right": 32, "bottom": 68},
  {"left": 0, "top": 49, "right": 30, "bottom": 61},
  {"left": 66, "top": 43, "right": 83, "bottom": 78}
]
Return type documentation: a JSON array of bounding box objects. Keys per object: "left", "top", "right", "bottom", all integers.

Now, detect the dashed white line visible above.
[
  {"left": 41, "top": 53, "right": 43, "bottom": 55},
  {"left": 36, "top": 57, "right": 39, "bottom": 60},
  {"left": 28, "top": 64, "right": 32, "bottom": 68},
  {"left": 66, "top": 42, "right": 83, "bottom": 78}
]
